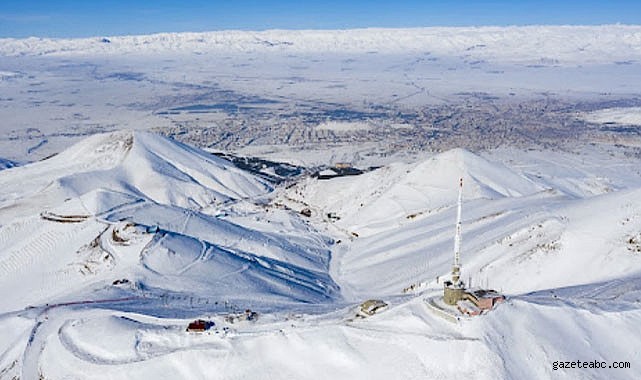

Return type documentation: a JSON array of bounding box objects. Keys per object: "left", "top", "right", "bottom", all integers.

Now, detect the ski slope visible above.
[
  {"left": 0, "top": 131, "right": 338, "bottom": 313},
  {"left": 0, "top": 133, "right": 640, "bottom": 379}
]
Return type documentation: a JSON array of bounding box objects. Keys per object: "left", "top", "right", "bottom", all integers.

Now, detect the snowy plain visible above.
[
  {"left": 581, "top": 107, "right": 641, "bottom": 126},
  {"left": 1, "top": 26, "right": 641, "bottom": 379},
  {"left": 2, "top": 25, "right": 641, "bottom": 163}
]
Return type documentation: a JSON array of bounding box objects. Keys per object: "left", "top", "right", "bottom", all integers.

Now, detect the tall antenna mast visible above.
[
  {"left": 442, "top": 177, "right": 467, "bottom": 306},
  {"left": 452, "top": 177, "right": 463, "bottom": 284}
]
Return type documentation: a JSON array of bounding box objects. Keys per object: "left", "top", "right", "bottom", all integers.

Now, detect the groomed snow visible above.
[{"left": 1, "top": 133, "right": 641, "bottom": 379}]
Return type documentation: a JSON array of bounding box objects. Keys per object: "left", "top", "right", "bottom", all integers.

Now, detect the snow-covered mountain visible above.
[
  {"left": 289, "top": 148, "right": 544, "bottom": 236},
  {"left": 0, "top": 131, "right": 338, "bottom": 315},
  {"left": 2, "top": 25, "right": 641, "bottom": 65},
  {"left": 0, "top": 130, "right": 270, "bottom": 211},
  {"left": 1, "top": 133, "right": 641, "bottom": 379},
  {"left": 280, "top": 148, "right": 641, "bottom": 301}
]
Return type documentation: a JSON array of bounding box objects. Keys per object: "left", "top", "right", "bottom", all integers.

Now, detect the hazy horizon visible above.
[{"left": 2, "top": 0, "right": 641, "bottom": 38}]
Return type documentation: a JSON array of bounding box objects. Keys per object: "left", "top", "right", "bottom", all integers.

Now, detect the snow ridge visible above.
[{"left": 2, "top": 25, "right": 641, "bottom": 65}]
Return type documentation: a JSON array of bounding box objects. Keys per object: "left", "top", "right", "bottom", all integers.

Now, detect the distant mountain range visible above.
[{"left": 2, "top": 25, "right": 641, "bottom": 65}]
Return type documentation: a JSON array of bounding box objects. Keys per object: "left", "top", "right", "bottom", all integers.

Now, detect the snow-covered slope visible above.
[
  {"left": 0, "top": 130, "right": 270, "bottom": 214},
  {"left": 582, "top": 106, "right": 641, "bottom": 126},
  {"left": 2, "top": 25, "right": 641, "bottom": 65},
  {"left": 281, "top": 148, "right": 640, "bottom": 301},
  {"left": 332, "top": 183, "right": 641, "bottom": 299},
  {"left": 289, "top": 148, "right": 544, "bottom": 236},
  {"left": 1, "top": 137, "right": 641, "bottom": 380},
  {"left": 0, "top": 131, "right": 338, "bottom": 315}
]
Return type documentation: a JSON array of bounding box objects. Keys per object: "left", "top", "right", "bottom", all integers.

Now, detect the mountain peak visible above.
[{"left": 0, "top": 130, "right": 271, "bottom": 216}]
